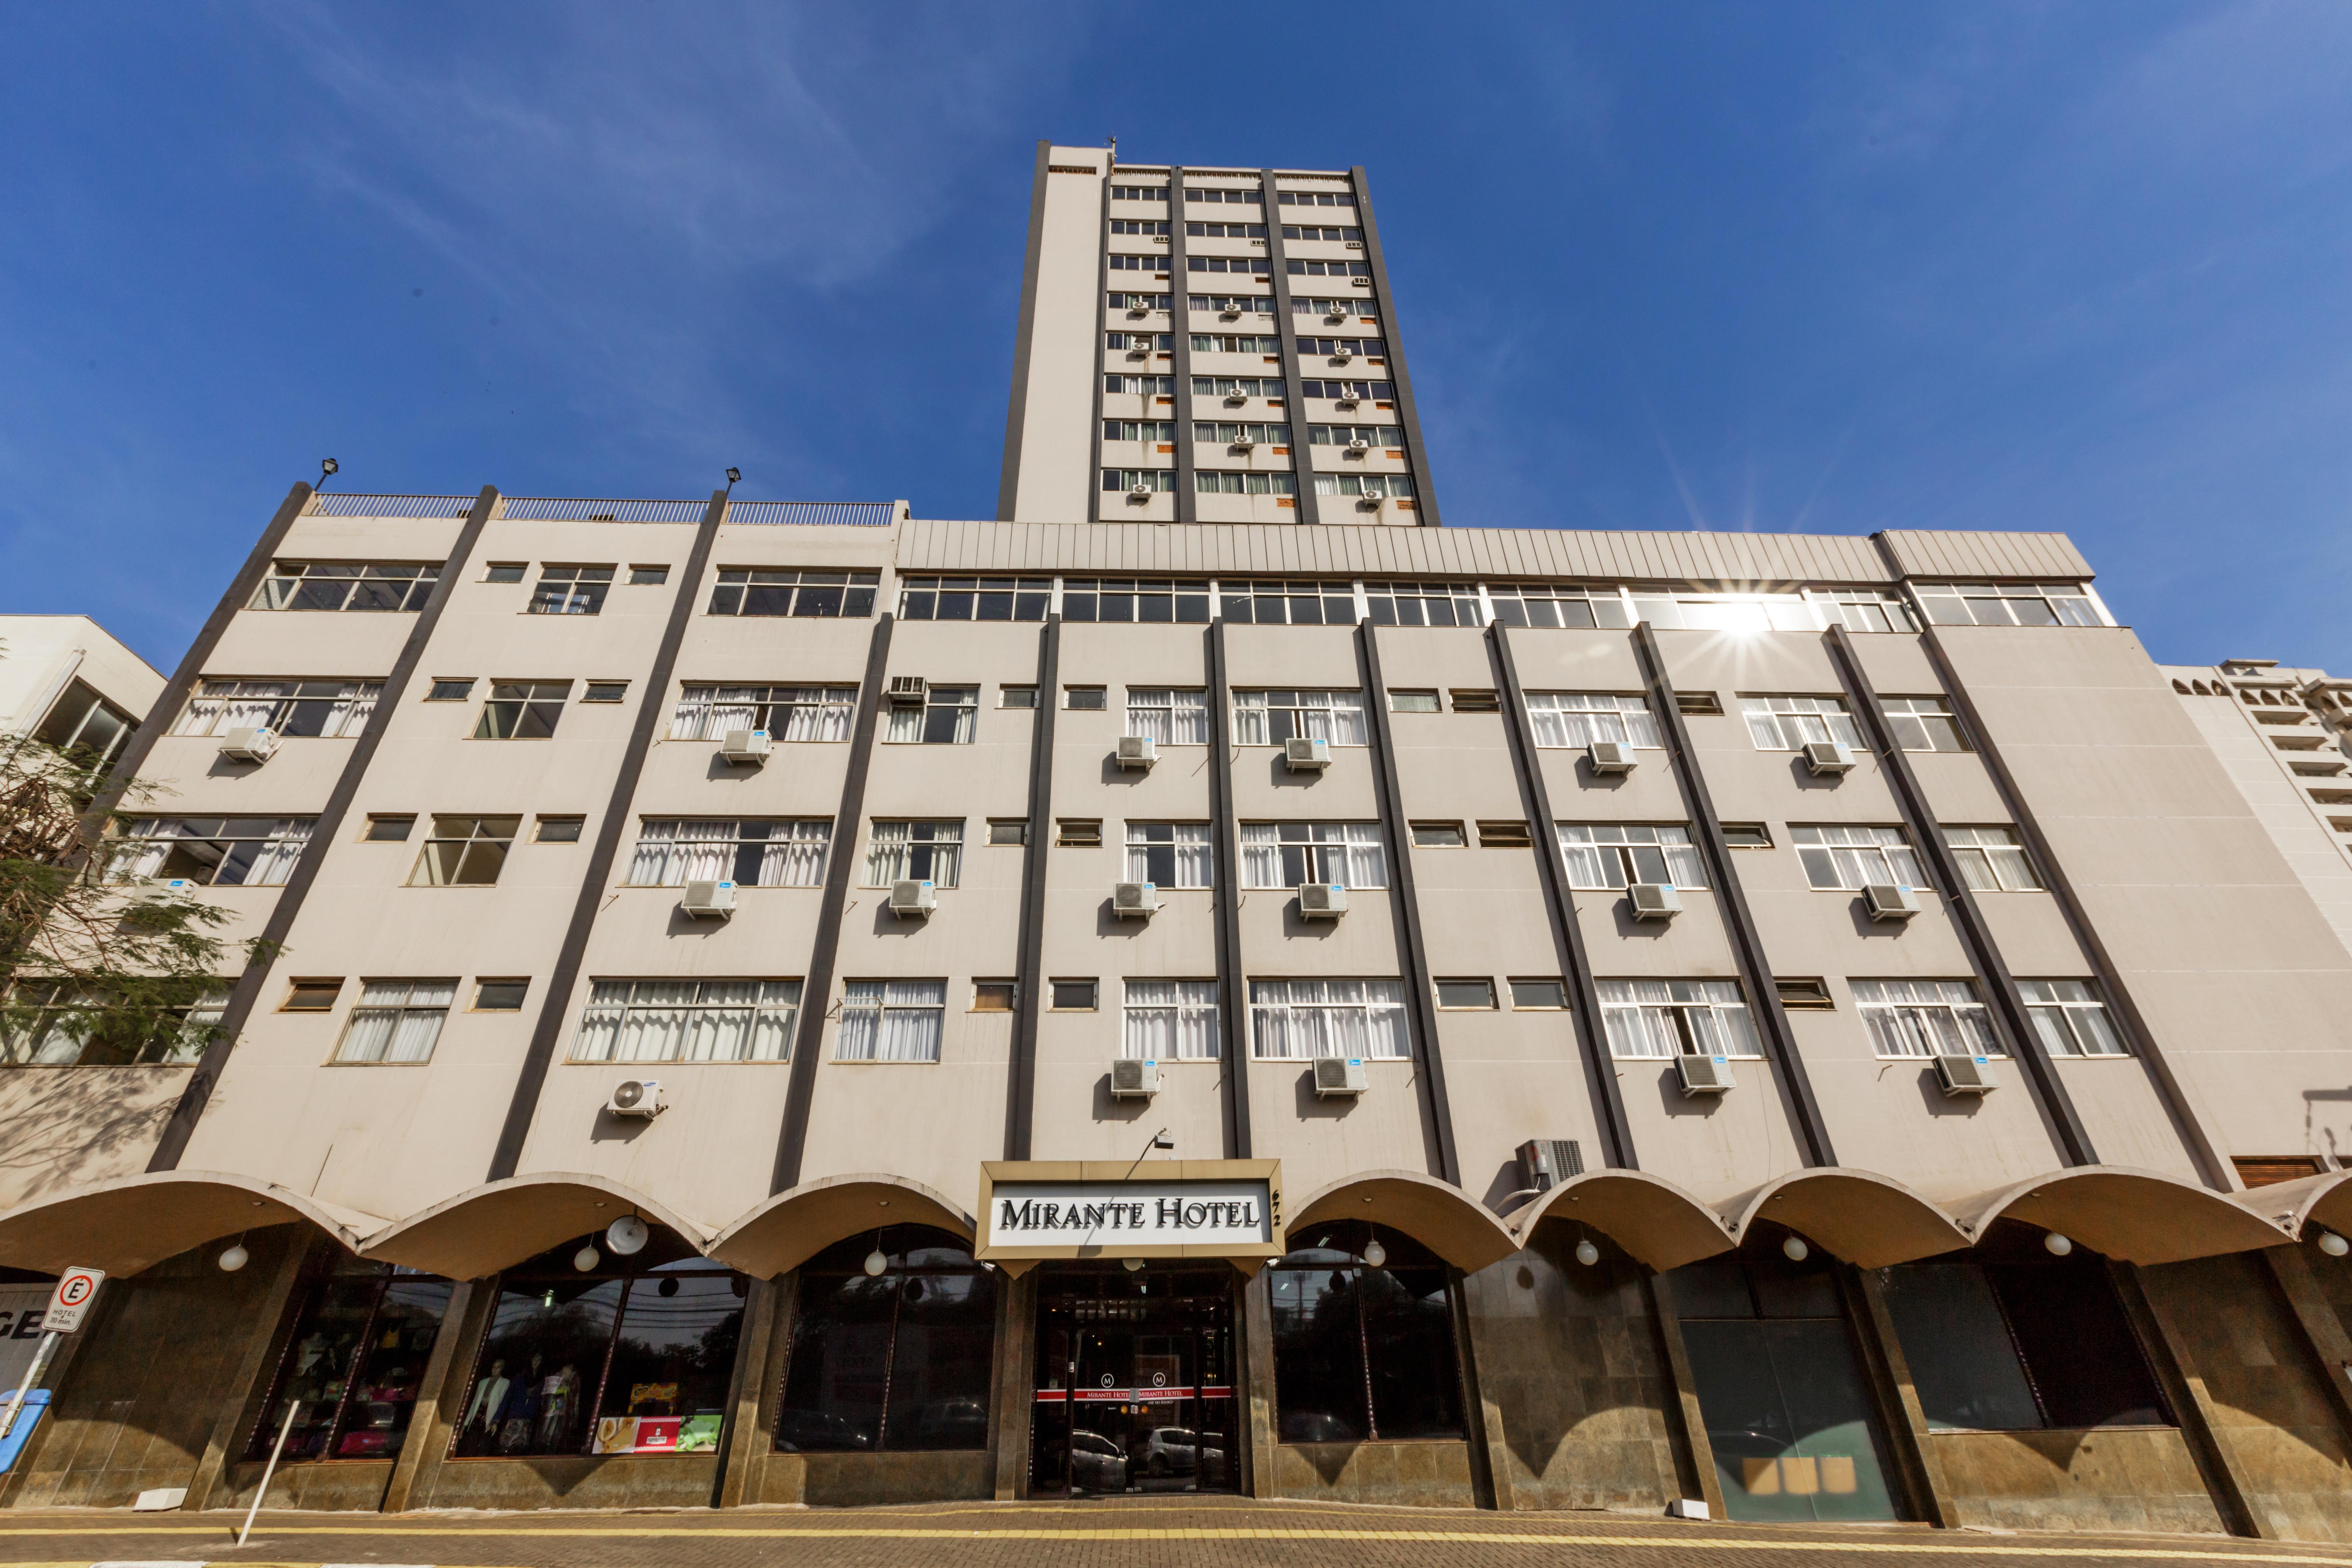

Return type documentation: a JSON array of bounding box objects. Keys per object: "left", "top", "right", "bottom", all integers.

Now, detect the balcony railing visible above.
[{"left": 303, "top": 494, "right": 897, "bottom": 526}]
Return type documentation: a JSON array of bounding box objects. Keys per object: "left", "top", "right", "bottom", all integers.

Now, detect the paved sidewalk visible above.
[{"left": 0, "top": 1498, "right": 2348, "bottom": 1568}]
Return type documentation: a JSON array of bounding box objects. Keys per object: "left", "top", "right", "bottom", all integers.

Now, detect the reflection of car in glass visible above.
[
  {"left": 1279, "top": 1410, "right": 1357, "bottom": 1443},
  {"left": 772, "top": 1408, "right": 873, "bottom": 1452},
  {"left": 1143, "top": 1426, "right": 1198, "bottom": 1476},
  {"left": 1065, "top": 1428, "right": 1128, "bottom": 1491},
  {"left": 905, "top": 1396, "right": 989, "bottom": 1449}
]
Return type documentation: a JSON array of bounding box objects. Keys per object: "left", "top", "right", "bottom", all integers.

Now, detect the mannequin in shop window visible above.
[{"left": 463, "top": 1359, "right": 510, "bottom": 1442}]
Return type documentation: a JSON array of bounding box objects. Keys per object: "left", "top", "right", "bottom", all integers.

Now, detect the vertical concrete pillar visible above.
[
  {"left": 714, "top": 1278, "right": 781, "bottom": 1508},
  {"left": 2112, "top": 1262, "right": 2264, "bottom": 1538},
  {"left": 990, "top": 1269, "right": 1037, "bottom": 1500},
  {"left": 377, "top": 1280, "right": 475, "bottom": 1513},
  {"left": 1644, "top": 1274, "right": 1725, "bottom": 1520},
  {"left": 1842, "top": 1266, "right": 1957, "bottom": 1527},
  {"left": 184, "top": 1229, "right": 320, "bottom": 1511},
  {"left": 1449, "top": 1270, "right": 1513, "bottom": 1511},
  {"left": 734, "top": 1271, "right": 798, "bottom": 1508},
  {"left": 1242, "top": 1267, "right": 1280, "bottom": 1498},
  {"left": 2265, "top": 1245, "right": 2352, "bottom": 1435}
]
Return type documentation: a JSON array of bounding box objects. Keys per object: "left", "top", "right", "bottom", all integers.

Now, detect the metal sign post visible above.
[
  {"left": 0, "top": 1267, "right": 102, "bottom": 1442},
  {"left": 238, "top": 1399, "right": 301, "bottom": 1547}
]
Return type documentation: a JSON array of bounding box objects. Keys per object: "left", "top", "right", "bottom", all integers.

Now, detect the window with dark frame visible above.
[
  {"left": 244, "top": 1257, "right": 453, "bottom": 1464},
  {"left": 1049, "top": 980, "right": 1099, "bottom": 1011},
  {"left": 773, "top": 1226, "right": 995, "bottom": 1454},
  {"left": 283, "top": 980, "right": 343, "bottom": 1012},
  {"left": 1269, "top": 1222, "right": 1463, "bottom": 1444},
  {"left": 528, "top": 566, "right": 614, "bottom": 617},
  {"left": 474, "top": 682, "right": 570, "bottom": 739}
]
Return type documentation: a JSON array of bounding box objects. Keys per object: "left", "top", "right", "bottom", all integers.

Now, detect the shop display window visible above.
[
  {"left": 452, "top": 1236, "right": 746, "bottom": 1459},
  {"left": 245, "top": 1256, "right": 452, "bottom": 1462},
  {"left": 774, "top": 1226, "right": 996, "bottom": 1453},
  {"left": 1267, "top": 1221, "right": 1462, "bottom": 1443}
]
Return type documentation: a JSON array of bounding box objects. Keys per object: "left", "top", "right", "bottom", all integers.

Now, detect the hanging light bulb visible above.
[
  {"left": 1362, "top": 1232, "right": 1387, "bottom": 1270},
  {"left": 1123, "top": 1256, "right": 1145, "bottom": 1272},
  {"left": 573, "top": 1245, "right": 601, "bottom": 1272},
  {"left": 864, "top": 1248, "right": 888, "bottom": 1276},
  {"left": 1574, "top": 1238, "right": 1600, "bottom": 1267},
  {"left": 217, "top": 1242, "right": 249, "bottom": 1273},
  {"left": 1781, "top": 1236, "right": 1810, "bottom": 1262},
  {"left": 2042, "top": 1232, "right": 2074, "bottom": 1257},
  {"left": 606, "top": 1214, "right": 650, "bottom": 1256},
  {"left": 2319, "top": 1231, "right": 2349, "bottom": 1258}
]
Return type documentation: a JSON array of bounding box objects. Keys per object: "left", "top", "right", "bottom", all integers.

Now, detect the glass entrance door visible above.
[{"left": 1031, "top": 1266, "right": 1236, "bottom": 1496}]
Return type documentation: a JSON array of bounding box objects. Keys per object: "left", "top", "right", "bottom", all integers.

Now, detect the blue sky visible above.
[{"left": 3, "top": 3, "right": 2348, "bottom": 674}]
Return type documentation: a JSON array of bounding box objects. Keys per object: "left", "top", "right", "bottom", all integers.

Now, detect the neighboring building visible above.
[
  {"left": 0, "top": 615, "right": 163, "bottom": 766},
  {"left": 2167, "top": 659, "right": 2352, "bottom": 956},
  {"left": 999, "top": 143, "right": 1436, "bottom": 528}
]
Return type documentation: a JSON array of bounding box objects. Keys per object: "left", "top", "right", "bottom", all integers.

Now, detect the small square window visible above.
[
  {"left": 473, "top": 978, "right": 531, "bottom": 1011},
  {"left": 628, "top": 565, "right": 670, "bottom": 585},
  {"left": 1450, "top": 689, "right": 1501, "bottom": 713},
  {"left": 426, "top": 679, "right": 474, "bottom": 702},
  {"left": 365, "top": 815, "right": 416, "bottom": 842},
  {"left": 1050, "top": 979, "right": 1099, "bottom": 1011},
  {"left": 1776, "top": 978, "right": 1833, "bottom": 1011},
  {"left": 1722, "top": 824, "right": 1773, "bottom": 849},
  {"left": 282, "top": 979, "right": 343, "bottom": 1012},
  {"left": 1412, "top": 822, "right": 1466, "bottom": 847},
  {"left": 1389, "top": 690, "right": 1440, "bottom": 713},
  {"left": 483, "top": 563, "right": 526, "bottom": 584},
  {"left": 1000, "top": 685, "right": 1039, "bottom": 709},
  {"left": 1510, "top": 979, "right": 1567, "bottom": 1010},
  {"left": 581, "top": 682, "right": 628, "bottom": 703},
  {"left": 1477, "top": 820, "right": 1532, "bottom": 848},
  {"left": 1435, "top": 978, "right": 1495, "bottom": 1009},
  {"left": 973, "top": 980, "right": 1018, "bottom": 1012},
  {"left": 989, "top": 820, "right": 1030, "bottom": 846},
  {"left": 1676, "top": 690, "right": 1723, "bottom": 716},
  {"left": 536, "top": 816, "right": 585, "bottom": 843},
  {"left": 1065, "top": 686, "right": 1107, "bottom": 711},
  {"left": 1057, "top": 819, "right": 1103, "bottom": 847}
]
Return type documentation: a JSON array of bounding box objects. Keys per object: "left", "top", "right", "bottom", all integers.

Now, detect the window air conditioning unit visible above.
[
  {"left": 1112, "top": 881, "right": 1160, "bottom": 918},
  {"left": 1934, "top": 1054, "right": 1997, "bottom": 1097},
  {"left": 1334, "top": 392, "right": 1361, "bottom": 409},
  {"left": 680, "top": 879, "right": 737, "bottom": 920},
  {"left": 1358, "top": 493, "right": 1385, "bottom": 510},
  {"left": 219, "top": 727, "right": 277, "bottom": 763},
  {"left": 887, "top": 675, "right": 928, "bottom": 702},
  {"left": 1220, "top": 304, "right": 1243, "bottom": 319},
  {"left": 1129, "top": 482, "right": 1154, "bottom": 500},
  {"left": 1325, "top": 305, "right": 1348, "bottom": 322},
  {"left": 1128, "top": 302, "right": 1151, "bottom": 317},
  {"left": 1111, "top": 1058, "right": 1161, "bottom": 1097},
  {"left": 1128, "top": 342, "right": 1153, "bottom": 358},
  {"left": 719, "top": 728, "right": 772, "bottom": 765},
  {"left": 1675, "top": 1054, "right": 1735, "bottom": 1096},
  {"left": 889, "top": 879, "right": 938, "bottom": 917},
  {"left": 1313, "top": 1056, "right": 1369, "bottom": 1096},
  {"left": 1116, "top": 734, "right": 1158, "bottom": 769},
  {"left": 1331, "top": 347, "right": 1355, "bottom": 364},
  {"left": 1346, "top": 437, "right": 1370, "bottom": 454},
  {"left": 1587, "top": 740, "right": 1637, "bottom": 775},
  {"left": 1864, "top": 883, "right": 1922, "bottom": 922},
  {"left": 1284, "top": 736, "right": 1332, "bottom": 771},
  {"left": 607, "top": 1078, "right": 666, "bottom": 1118},
  {"left": 1804, "top": 741, "right": 1855, "bottom": 777},
  {"left": 1297, "top": 882, "right": 1348, "bottom": 918},
  {"left": 1231, "top": 435, "right": 1256, "bottom": 451},
  {"left": 1629, "top": 882, "right": 1682, "bottom": 920},
  {"left": 1225, "top": 387, "right": 1250, "bottom": 404},
  {"left": 1517, "top": 1138, "right": 1584, "bottom": 1193}
]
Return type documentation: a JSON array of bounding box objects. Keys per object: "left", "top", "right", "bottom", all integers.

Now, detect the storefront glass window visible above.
[
  {"left": 246, "top": 1257, "right": 452, "bottom": 1462},
  {"left": 1267, "top": 1221, "right": 1461, "bottom": 1443},
  {"left": 775, "top": 1226, "right": 995, "bottom": 1453},
  {"left": 452, "top": 1238, "right": 746, "bottom": 1458}
]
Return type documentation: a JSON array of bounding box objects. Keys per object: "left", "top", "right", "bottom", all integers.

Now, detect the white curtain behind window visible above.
[{"left": 1123, "top": 980, "right": 1220, "bottom": 1060}]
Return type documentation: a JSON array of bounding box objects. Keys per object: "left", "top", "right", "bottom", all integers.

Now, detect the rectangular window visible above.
[
  {"left": 1363, "top": 581, "right": 1481, "bottom": 628},
  {"left": 2018, "top": 980, "right": 2129, "bottom": 1057},
  {"left": 1598, "top": 980, "right": 1761, "bottom": 1060},
  {"left": 1060, "top": 578, "right": 1212, "bottom": 623},
  {"left": 1056, "top": 818, "right": 1103, "bottom": 847},
  {"left": 1241, "top": 823, "right": 1386, "bottom": 889},
  {"left": 1793, "top": 825, "right": 1923, "bottom": 890},
  {"left": 1308, "top": 423, "right": 1405, "bottom": 446},
  {"left": 1107, "top": 332, "right": 1174, "bottom": 351},
  {"left": 1250, "top": 979, "right": 1410, "bottom": 1060},
  {"left": 1125, "top": 822, "right": 1212, "bottom": 888},
  {"left": 1675, "top": 690, "right": 1724, "bottom": 717},
  {"left": 107, "top": 817, "right": 314, "bottom": 887},
  {"left": 1740, "top": 695, "right": 1864, "bottom": 751},
  {"left": 1411, "top": 822, "right": 1466, "bottom": 847},
  {"left": 1853, "top": 980, "right": 2000, "bottom": 1058},
  {"left": 1189, "top": 187, "right": 1266, "bottom": 204},
  {"left": 1280, "top": 223, "right": 1363, "bottom": 242},
  {"left": 987, "top": 820, "right": 1029, "bottom": 847},
  {"left": 1881, "top": 1256, "right": 2169, "bottom": 1431},
  {"left": 0, "top": 982, "right": 226, "bottom": 1066},
  {"left": 837, "top": 980, "right": 947, "bottom": 1062},
  {"left": 1296, "top": 377, "right": 1393, "bottom": 399},
  {"left": 1218, "top": 580, "right": 1356, "bottom": 625},
  {"left": 1123, "top": 980, "right": 1220, "bottom": 1060},
  {"left": 628, "top": 565, "right": 669, "bottom": 586},
  {"left": 283, "top": 979, "right": 343, "bottom": 1011},
  {"left": 1193, "top": 421, "right": 1292, "bottom": 445},
  {"left": 407, "top": 816, "right": 520, "bottom": 887},
  {"left": 1000, "top": 685, "right": 1038, "bottom": 709},
  {"left": 1049, "top": 980, "right": 1099, "bottom": 1011},
  {"left": 1477, "top": 821, "right": 1532, "bottom": 848},
  {"left": 473, "top": 681, "right": 570, "bottom": 739},
  {"left": 1183, "top": 220, "right": 1266, "bottom": 239},
  {"left": 1722, "top": 823, "right": 1773, "bottom": 849},
  {"left": 332, "top": 980, "right": 456, "bottom": 1064},
  {"left": 884, "top": 686, "right": 978, "bottom": 745},
  {"left": 1510, "top": 979, "right": 1567, "bottom": 1010},
  {"left": 582, "top": 682, "right": 628, "bottom": 704},
  {"left": 1628, "top": 594, "right": 1820, "bottom": 632},
  {"left": 1109, "top": 218, "right": 1171, "bottom": 236},
  {"left": 528, "top": 565, "right": 614, "bottom": 616},
  {"left": 536, "top": 815, "right": 584, "bottom": 843},
  {"left": 1450, "top": 689, "right": 1501, "bottom": 713},
  {"left": 1820, "top": 591, "right": 1916, "bottom": 634},
  {"left": 1231, "top": 690, "right": 1368, "bottom": 746},
  {"left": 1192, "top": 470, "right": 1299, "bottom": 495},
  {"left": 1913, "top": 583, "right": 2103, "bottom": 628},
  {"left": 1125, "top": 689, "right": 1208, "bottom": 745},
  {"left": 1775, "top": 978, "right": 1834, "bottom": 1011},
  {"left": 863, "top": 822, "right": 962, "bottom": 888},
  {"left": 1101, "top": 468, "right": 1178, "bottom": 493},
  {"left": 483, "top": 562, "right": 526, "bottom": 584},
  {"left": 248, "top": 561, "right": 441, "bottom": 612},
  {"left": 1435, "top": 978, "right": 1495, "bottom": 1009},
  {"left": 570, "top": 979, "right": 801, "bottom": 1063},
  {"left": 1882, "top": 697, "right": 1968, "bottom": 752},
  {"left": 472, "top": 979, "right": 529, "bottom": 1011},
  {"left": 972, "top": 980, "right": 1017, "bottom": 1012},
  {"left": 706, "top": 569, "right": 880, "bottom": 618},
  {"left": 1486, "top": 584, "right": 1633, "bottom": 630},
  {"left": 1944, "top": 826, "right": 2042, "bottom": 892},
  {"left": 1064, "top": 686, "right": 1107, "bottom": 710},
  {"left": 896, "top": 576, "right": 1052, "bottom": 621},
  {"left": 1111, "top": 185, "right": 1169, "bottom": 202},
  {"left": 243, "top": 1262, "right": 454, "bottom": 1464},
  {"left": 366, "top": 815, "right": 415, "bottom": 842},
  {"left": 172, "top": 680, "right": 382, "bottom": 739},
  {"left": 670, "top": 684, "right": 856, "bottom": 743},
  {"left": 426, "top": 679, "right": 474, "bottom": 702},
  {"left": 1557, "top": 824, "right": 1708, "bottom": 889},
  {"left": 1102, "top": 374, "right": 1177, "bottom": 394},
  {"left": 1388, "top": 690, "right": 1440, "bottom": 713},
  {"left": 1310, "top": 472, "right": 1415, "bottom": 500},
  {"left": 1294, "top": 336, "right": 1386, "bottom": 356},
  {"left": 1106, "top": 420, "right": 1178, "bottom": 442},
  {"left": 1525, "top": 693, "right": 1662, "bottom": 749},
  {"left": 1190, "top": 293, "right": 1275, "bottom": 314},
  {"left": 627, "top": 820, "right": 830, "bottom": 888},
  {"left": 1190, "top": 375, "right": 1282, "bottom": 398}
]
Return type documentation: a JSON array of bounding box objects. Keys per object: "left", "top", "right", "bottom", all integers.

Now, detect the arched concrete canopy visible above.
[
  {"left": 2234, "top": 1171, "right": 2352, "bottom": 1243},
  {"left": 360, "top": 1173, "right": 711, "bottom": 1279},
  {"left": 1287, "top": 1170, "right": 1519, "bottom": 1274},
  {"left": 1725, "top": 1168, "right": 1971, "bottom": 1268},
  {"left": 0, "top": 1171, "right": 374, "bottom": 1276},
  {"left": 1960, "top": 1167, "right": 2291, "bottom": 1264},
  {"left": 708, "top": 1175, "right": 976, "bottom": 1280},
  {"left": 1510, "top": 1170, "right": 1735, "bottom": 1273}
]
